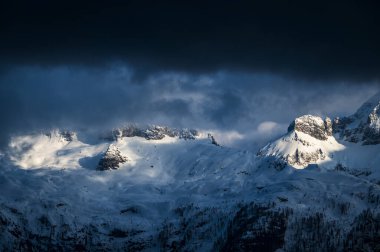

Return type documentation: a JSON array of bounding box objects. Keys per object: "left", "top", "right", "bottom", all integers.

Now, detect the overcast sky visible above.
[{"left": 0, "top": 1, "right": 379, "bottom": 150}]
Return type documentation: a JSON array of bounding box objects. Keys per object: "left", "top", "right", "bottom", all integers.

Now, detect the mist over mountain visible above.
[
  {"left": 1, "top": 1, "right": 380, "bottom": 150},
  {"left": 0, "top": 66, "right": 378, "bottom": 152}
]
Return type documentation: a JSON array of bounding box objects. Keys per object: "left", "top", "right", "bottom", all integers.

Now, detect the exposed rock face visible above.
[
  {"left": 97, "top": 145, "right": 128, "bottom": 171},
  {"left": 286, "top": 148, "right": 326, "bottom": 167},
  {"left": 208, "top": 133, "right": 220, "bottom": 146},
  {"left": 288, "top": 115, "right": 332, "bottom": 140},
  {"left": 59, "top": 130, "right": 76, "bottom": 142},
  {"left": 324, "top": 117, "right": 333, "bottom": 136},
  {"left": 333, "top": 94, "right": 380, "bottom": 145},
  {"left": 363, "top": 103, "right": 380, "bottom": 144},
  {"left": 104, "top": 125, "right": 198, "bottom": 141},
  {"left": 45, "top": 130, "right": 76, "bottom": 142}
]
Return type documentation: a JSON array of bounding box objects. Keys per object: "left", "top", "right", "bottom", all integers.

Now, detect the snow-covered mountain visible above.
[
  {"left": 1, "top": 95, "right": 380, "bottom": 251},
  {"left": 259, "top": 92, "right": 380, "bottom": 174},
  {"left": 258, "top": 115, "right": 343, "bottom": 169},
  {"left": 333, "top": 92, "right": 380, "bottom": 144}
]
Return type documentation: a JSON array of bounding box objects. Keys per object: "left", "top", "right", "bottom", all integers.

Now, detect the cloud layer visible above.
[
  {"left": 0, "top": 65, "right": 377, "bottom": 150},
  {"left": 1, "top": 2, "right": 380, "bottom": 150}
]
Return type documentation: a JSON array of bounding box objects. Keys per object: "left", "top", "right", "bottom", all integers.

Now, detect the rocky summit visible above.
[
  {"left": 288, "top": 115, "right": 332, "bottom": 140},
  {"left": 259, "top": 92, "right": 380, "bottom": 170}
]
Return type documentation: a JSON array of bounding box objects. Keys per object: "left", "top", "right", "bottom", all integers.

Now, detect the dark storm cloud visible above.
[
  {"left": 1, "top": 1, "right": 380, "bottom": 151},
  {"left": 1, "top": 0, "right": 380, "bottom": 80}
]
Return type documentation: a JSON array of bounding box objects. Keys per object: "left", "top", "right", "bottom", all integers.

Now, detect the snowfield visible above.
[{"left": 1, "top": 94, "right": 380, "bottom": 251}]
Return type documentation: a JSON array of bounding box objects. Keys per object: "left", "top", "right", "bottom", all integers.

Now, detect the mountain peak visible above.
[
  {"left": 97, "top": 144, "right": 128, "bottom": 171},
  {"left": 333, "top": 92, "right": 380, "bottom": 144},
  {"left": 346, "top": 91, "right": 380, "bottom": 125},
  {"left": 288, "top": 115, "right": 332, "bottom": 141},
  {"left": 259, "top": 92, "right": 380, "bottom": 170}
]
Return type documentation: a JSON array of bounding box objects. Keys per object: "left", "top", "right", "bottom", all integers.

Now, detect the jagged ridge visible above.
[
  {"left": 104, "top": 125, "right": 199, "bottom": 141},
  {"left": 333, "top": 92, "right": 380, "bottom": 144}
]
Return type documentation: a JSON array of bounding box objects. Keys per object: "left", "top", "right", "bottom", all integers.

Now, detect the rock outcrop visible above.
[
  {"left": 207, "top": 133, "right": 220, "bottom": 146},
  {"left": 45, "top": 130, "right": 76, "bottom": 142},
  {"left": 104, "top": 125, "right": 199, "bottom": 141},
  {"left": 97, "top": 145, "right": 128, "bottom": 171},
  {"left": 285, "top": 147, "right": 326, "bottom": 167},
  {"left": 288, "top": 115, "right": 332, "bottom": 140},
  {"left": 59, "top": 130, "right": 76, "bottom": 142},
  {"left": 364, "top": 105, "right": 380, "bottom": 144}
]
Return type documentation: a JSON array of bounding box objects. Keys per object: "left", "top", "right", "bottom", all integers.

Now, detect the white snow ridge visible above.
[{"left": 1, "top": 95, "right": 380, "bottom": 251}]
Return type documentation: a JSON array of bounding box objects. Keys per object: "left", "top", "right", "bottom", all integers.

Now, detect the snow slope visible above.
[
  {"left": 259, "top": 130, "right": 345, "bottom": 169},
  {"left": 1, "top": 130, "right": 262, "bottom": 250},
  {"left": 1, "top": 94, "right": 380, "bottom": 251}
]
